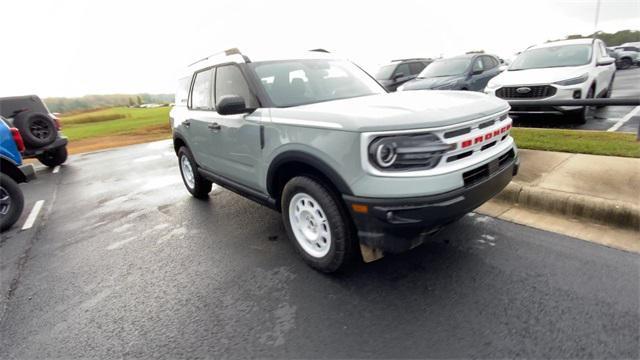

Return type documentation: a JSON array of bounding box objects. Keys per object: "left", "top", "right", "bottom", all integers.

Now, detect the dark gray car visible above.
[
  {"left": 375, "top": 58, "right": 432, "bottom": 91},
  {"left": 398, "top": 54, "right": 502, "bottom": 92}
]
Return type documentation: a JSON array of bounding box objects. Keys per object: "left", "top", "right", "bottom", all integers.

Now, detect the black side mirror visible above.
[
  {"left": 216, "top": 95, "right": 251, "bottom": 115},
  {"left": 472, "top": 68, "right": 484, "bottom": 75},
  {"left": 393, "top": 72, "right": 405, "bottom": 81}
]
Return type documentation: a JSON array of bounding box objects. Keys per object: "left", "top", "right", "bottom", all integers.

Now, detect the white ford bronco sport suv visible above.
[{"left": 171, "top": 49, "right": 519, "bottom": 272}]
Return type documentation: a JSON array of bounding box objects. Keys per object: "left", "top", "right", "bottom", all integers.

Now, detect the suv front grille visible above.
[
  {"left": 496, "top": 85, "right": 556, "bottom": 99},
  {"left": 462, "top": 149, "right": 515, "bottom": 187}
]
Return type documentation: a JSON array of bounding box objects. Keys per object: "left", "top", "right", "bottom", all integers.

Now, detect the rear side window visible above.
[
  {"left": 214, "top": 65, "right": 257, "bottom": 108},
  {"left": 190, "top": 69, "right": 214, "bottom": 110},
  {"left": 409, "top": 62, "right": 427, "bottom": 74},
  {"left": 176, "top": 77, "right": 191, "bottom": 105}
]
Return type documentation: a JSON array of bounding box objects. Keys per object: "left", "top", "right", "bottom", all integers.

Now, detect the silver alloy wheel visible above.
[
  {"left": 0, "top": 186, "right": 10, "bottom": 216},
  {"left": 180, "top": 155, "right": 195, "bottom": 189},
  {"left": 288, "top": 192, "right": 331, "bottom": 258}
]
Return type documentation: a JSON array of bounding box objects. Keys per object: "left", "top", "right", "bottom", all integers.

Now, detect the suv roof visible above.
[
  {"left": 533, "top": 38, "right": 597, "bottom": 50},
  {"left": 182, "top": 48, "right": 343, "bottom": 76},
  {"left": 0, "top": 95, "right": 50, "bottom": 118}
]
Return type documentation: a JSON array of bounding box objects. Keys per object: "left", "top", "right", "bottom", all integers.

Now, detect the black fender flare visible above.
[{"left": 266, "top": 151, "right": 353, "bottom": 197}]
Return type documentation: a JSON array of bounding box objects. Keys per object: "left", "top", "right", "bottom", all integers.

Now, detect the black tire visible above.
[
  {"left": 37, "top": 146, "right": 68, "bottom": 167},
  {"left": 570, "top": 87, "right": 595, "bottom": 124},
  {"left": 177, "top": 146, "right": 211, "bottom": 199},
  {"left": 14, "top": 112, "right": 57, "bottom": 148},
  {"left": 617, "top": 58, "right": 632, "bottom": 70},
  {"left": 0, "top": 174, "right": 25, "bottom": 232},
  {"left": 281, "top": 176, "right": 356, "bottom": 273}
]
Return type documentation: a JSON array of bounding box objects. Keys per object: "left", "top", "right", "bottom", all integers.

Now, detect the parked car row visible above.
[
  {"left": 609, "top": 42, "right": 640, "bottom": 70},
  {"left": 377, "top": 38, "right": 617, "bottom": 124}
]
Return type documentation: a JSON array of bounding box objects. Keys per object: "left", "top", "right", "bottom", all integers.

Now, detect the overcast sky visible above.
[{"left": 1, "top": 0, "right": 638, "bottom": 97}]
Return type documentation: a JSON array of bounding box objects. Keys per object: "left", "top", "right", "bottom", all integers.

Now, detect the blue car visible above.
[
  {"left": 1, "top": 117, "right": 36, "bottom": 231},
  {"left": 398, "top": 53, "right": 503, "bottom": 92}
]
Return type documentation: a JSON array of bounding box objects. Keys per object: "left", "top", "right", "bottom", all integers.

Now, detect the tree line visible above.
[
  {"left": 44, "top": 93, "right": 174, "bottom": 113},
  {"left": 551, "top": 29, "right": 640, "bottom": 46}
]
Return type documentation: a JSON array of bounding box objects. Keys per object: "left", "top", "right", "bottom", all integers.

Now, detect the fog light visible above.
[{"left": 573, "top": 90, "right": 581, "bottom": 99}]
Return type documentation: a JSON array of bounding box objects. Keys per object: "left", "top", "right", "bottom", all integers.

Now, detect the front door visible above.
[{"left": 209, "top": 64, "right": 263, "bottom": 190}]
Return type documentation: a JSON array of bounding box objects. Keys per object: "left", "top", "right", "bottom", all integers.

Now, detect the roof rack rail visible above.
[
  {"left": 188, "top": 48, "right": 251, "bottom": 67},
  {"left": 310, "top": 48, "right": 330, "bottom": 53},
  {"left": 391, "top": 57, "right": 432, "bottom": 62}
]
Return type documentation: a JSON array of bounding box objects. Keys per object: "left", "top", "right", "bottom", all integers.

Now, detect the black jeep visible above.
[{"left": 0, "top": 95, "right": 68, "bottom": 167}]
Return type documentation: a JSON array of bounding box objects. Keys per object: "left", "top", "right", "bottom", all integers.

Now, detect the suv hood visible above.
[
  {"left": 401, "top": 75, "right": 463, "bottom": 90},
  {"left": 490, "top": 65, "right": 590, "bottom": 86},
  {"left": 269, "top": 91, "right": 509, "bottom": 132}
]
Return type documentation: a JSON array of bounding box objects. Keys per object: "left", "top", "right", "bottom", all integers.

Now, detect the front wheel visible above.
[
  {"left": 0, "top": 174, "right": 25, "bottom": 231},
  {"left": 281, "top": 176, "right": 356, "bottom": 273},
  {"left": 37, "top": 146, "right": 68, "bottom": 167},
  {"left": 177, "top": 147, "right": 212, "bottom": 199}
]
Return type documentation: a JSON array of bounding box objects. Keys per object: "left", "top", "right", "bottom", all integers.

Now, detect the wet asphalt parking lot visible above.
[{"left": 1, "top": 137, "right": 638, "bottom": 358}]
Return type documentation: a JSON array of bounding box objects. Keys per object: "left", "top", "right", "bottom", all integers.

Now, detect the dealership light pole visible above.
[{"left": 594, "top": 0, "right": 601, "bottom": 33}]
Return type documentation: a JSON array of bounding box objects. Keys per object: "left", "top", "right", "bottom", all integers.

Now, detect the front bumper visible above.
[{"left": 344, "top": 151, "right": 519, "bottom": 253}]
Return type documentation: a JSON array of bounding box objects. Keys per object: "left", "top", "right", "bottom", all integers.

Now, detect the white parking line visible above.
[
  {"left": 608, "top": 105, "right": 640, "bottom": 132},
  {"left": 52, "top": 165, "right": 60, "bottom": 173},
  {"left": 21, "top": 200, "right": 45, "bottom": 230}
]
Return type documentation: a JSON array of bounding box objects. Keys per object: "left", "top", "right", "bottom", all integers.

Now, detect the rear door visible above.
[{"left": 185, "top": 67, "right": 219, "bottom": 169}]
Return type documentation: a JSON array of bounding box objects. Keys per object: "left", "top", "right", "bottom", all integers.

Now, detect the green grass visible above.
[
  {"left": 60, "top": 107, "right": 171, "bottom": 140},
  {"left": 512, "top": 128, "right": 640, "bottom": 158}
]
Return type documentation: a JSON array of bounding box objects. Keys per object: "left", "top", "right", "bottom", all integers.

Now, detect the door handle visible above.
[
  {"left": 182, "top": 119, "right": 191, "bottom": 127},
  {"left": 208, "top": 122, "right": 221, "bottom": 131}
]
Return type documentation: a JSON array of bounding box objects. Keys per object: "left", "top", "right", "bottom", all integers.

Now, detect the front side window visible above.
[
  {"left": 418, "top": 58, "right": 472, "bottom": 78},
  {"left": 251, "top": 59, "right": 385, "bottom": 107},
  {"left": 394, "top": 63, "right": 411, "bottom": 77},
  {"left": 510, "top": 44, "right": 593, "bottom": 70},
  {"left": 214, "top": 65, "right": 257, "bottom": 108},
  {"left": 481, "top": 56, "right": 498, "bottom": 69},
  {"left": 190, "top": 69, "right": 213, "bottom": 110},
  {"left": 472, "top": 58, "right": 484, "bottom": 72},
  {"left": 409, "top": 62, "right": 427, "bottom": 74}
]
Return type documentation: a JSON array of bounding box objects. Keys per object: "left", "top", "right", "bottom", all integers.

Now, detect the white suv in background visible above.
[{"left": 485, "top": 38, "right": 616, "bottom": 123}]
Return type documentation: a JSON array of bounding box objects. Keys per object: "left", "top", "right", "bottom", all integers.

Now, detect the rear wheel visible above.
[
  {"left": 37, "top": 146, "right": 68, "bottom": 167},
  {"left": 177, "top": 146, "right": 211, "bottom": 199},
  {"left": 281, "top": 176, "right": 356, "bottom": 273},
  {"left": 617, "top": 58, "right": 632, "bottom": 70},
  {"left": 0, "top": 174, "right": 25, "bottom": 232}
]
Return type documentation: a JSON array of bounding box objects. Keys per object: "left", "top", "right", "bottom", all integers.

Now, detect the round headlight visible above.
[{"left": 375, "top": 142, "right": 397, "bottom": 167}]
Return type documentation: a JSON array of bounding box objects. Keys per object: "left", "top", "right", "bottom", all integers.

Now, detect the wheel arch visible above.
[
  {"left": 173, "top": 133, "right": 188, "bottom": 154},
  {"left": 266, "top": 151, "right": 353, "bottom": 210},
  {"left": 0, "top": 157, "right": 26, "bottom": 183}
]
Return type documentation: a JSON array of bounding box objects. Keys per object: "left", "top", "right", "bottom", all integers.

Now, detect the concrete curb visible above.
[{"left": 494, "top": 182, "right": 640, "bottom": 230}]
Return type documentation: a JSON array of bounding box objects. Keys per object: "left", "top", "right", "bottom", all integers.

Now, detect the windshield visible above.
[
  {"left": 510, "top": 44, "right": 592, "bottom": 70},
  {"left": 418, "top": 58, "right": 471, "bottom": 78},
  {"left": 375, "top": 64, "right": 396, "bottom": 80},
  {"left": 251, "top": 59, "right": 386, "bottom": 107}
]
